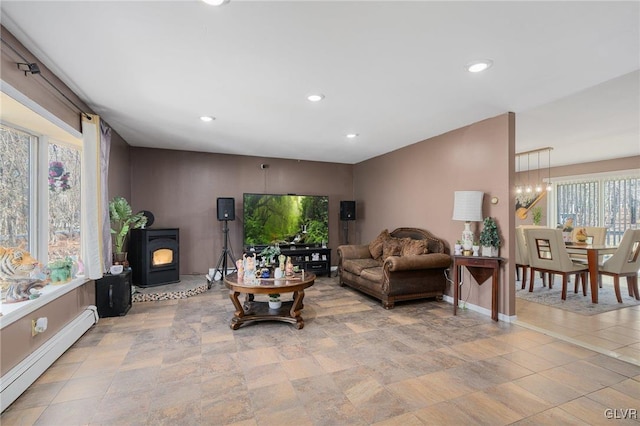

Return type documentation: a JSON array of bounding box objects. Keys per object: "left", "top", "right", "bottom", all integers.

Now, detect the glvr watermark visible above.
[{"left": 604, "top": 408, "right": 638, "bottom": 420}]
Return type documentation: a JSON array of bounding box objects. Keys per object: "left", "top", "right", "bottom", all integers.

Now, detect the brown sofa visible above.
[{"left": 337, "top": 227, "right": 452, "bottom": 309}]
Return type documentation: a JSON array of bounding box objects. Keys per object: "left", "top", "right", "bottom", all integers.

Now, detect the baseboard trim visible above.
[{"left": 441, "top": 295, "right": 517, "bottom": 322}]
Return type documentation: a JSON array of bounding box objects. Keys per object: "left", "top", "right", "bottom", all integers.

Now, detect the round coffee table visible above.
[{"left": 223, "top": 271, "right": 316, "bottom": 330}]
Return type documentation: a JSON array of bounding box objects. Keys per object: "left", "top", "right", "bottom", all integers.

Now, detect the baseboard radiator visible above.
[{"left": 0, "top": 306, "right": 99, "bottom": 412}]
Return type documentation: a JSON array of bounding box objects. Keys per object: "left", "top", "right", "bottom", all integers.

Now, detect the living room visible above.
[{"left": 1, "top": 1, "right": 639, "bottom": 423}]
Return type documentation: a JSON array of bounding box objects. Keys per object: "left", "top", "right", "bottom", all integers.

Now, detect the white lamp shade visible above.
[{"left": 452, "top": 191, "right": 484, "bottom": 222}]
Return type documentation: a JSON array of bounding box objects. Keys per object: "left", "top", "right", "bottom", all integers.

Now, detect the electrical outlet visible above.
[{"left": 31, "top": 317, "right": 48, "bottom": 336}]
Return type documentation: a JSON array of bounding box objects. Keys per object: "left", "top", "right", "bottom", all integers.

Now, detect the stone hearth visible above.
[{"left": 132, "top": 274, "right": 208, "bottom": 302}]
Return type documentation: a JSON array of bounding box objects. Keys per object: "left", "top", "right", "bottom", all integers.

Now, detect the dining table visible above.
[{"left": 565, "top": 243, "right": 618, "bottom": 303}]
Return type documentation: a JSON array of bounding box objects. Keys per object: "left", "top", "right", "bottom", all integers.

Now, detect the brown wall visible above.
[
  {"left": 0, "top": 282, "right": 95, "bottom": 376},
  {"left": 354, "top": 113, "right": 516, "bottom": 316},
  {"left": 129, "top": 148, "right": 354, "bottom": 274},
  {"left": 1, "top": 26, "right": 86, "bottom": 133},
  {"left": 108, "top": 131, "right": 132, "bottom": 201}
]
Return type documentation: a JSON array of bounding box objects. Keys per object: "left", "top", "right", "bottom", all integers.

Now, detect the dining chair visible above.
[
  {"left": 525, "top": 228, "right": 589, "bottom": 300},
  {"left": 598, "top": 228, "right": 640, "bottom": 303},
  {"left": 516, "top": 225, "right": 544, "bottom": 290}
]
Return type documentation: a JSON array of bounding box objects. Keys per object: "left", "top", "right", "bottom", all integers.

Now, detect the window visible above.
[
  {"left": 604, "top": 177, "right": 639, "bottom": 244},
  {"left": 48, "top": 143, "right": 81, "bottom": 260},
  {"left": 0, "top": 124, "right": 81, "bottom": 263},
  {"left": 553, "top": 171, "right": 640, "bottom": 245},
  {"left": 0, "top": 125, "right": 32, "bottom": 249}
]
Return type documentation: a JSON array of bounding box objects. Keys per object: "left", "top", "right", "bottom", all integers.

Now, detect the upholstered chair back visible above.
[
  {"left": 515, "top": 225, "right": 543, "bottom": 265},
  {"left": 525, "top": 228, "right": 578, "bottom": 272},
  {"left": 601, "top": 229, "right": 640, "bottom": 275}
]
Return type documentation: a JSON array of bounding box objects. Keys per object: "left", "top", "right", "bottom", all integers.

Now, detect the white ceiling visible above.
[{"left": 1, "top": 1, "right": 639, "bottom": 166}]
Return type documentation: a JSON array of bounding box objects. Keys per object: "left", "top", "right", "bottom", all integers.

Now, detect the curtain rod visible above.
[{"left": 1, "top": 37, "right": 92, "bottom": 120}]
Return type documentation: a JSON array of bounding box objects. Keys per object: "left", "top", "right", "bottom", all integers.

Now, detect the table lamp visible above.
[{"left": 452, "top": 191, "right": 484, "bottom": 255}]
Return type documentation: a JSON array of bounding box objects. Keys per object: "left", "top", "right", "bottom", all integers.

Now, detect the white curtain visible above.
[
  {"left": 81, "top": 114, "right": 104, "bottom": 279},
  {"left": 100, "top": 121, "right": 112, "bottom": 272}
]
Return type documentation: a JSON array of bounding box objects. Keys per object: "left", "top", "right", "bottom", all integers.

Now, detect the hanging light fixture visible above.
[
  {"left": 546, "top": 148, "right": 553, "bottom": 191},
  {"left": 535, "top": 152, "right": 543, "bottom": 193},
  {"left": 515, "top": 147, "right": 553, "bottom": 194},
  {"left": 525, "top": 154, "right": 532, "bottom": 193},
  {"left": 516, "top": 155, "right": 522, "bottom": 194}
]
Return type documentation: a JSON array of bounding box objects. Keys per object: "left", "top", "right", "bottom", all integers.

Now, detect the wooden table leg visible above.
[
  {"left": 588, "top": 249, "right": 599, "bottom": 304},
  {"left": 453, "top": 263, "right": 459, "bottom": 316},
  {"left": 492, "top": 267, "right": 499, "bottom": 321},
  {"left": 229, "top": 291, "right": 245, "bottom": 330},
  {"left": 290, "top": 290, "right": 306, "bottom": 329}
]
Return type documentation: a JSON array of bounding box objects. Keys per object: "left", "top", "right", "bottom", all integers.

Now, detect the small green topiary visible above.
[{"left": 479, "top": 217, "right": 501, "bottom": 249}]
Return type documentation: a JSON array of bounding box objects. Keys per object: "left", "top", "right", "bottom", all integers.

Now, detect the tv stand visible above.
[
  {"left": 248, "top": 246, "right": 331, "bottom": 276},
  {"left": 280, "top": 247, "right": 331, "bottom": 276}
]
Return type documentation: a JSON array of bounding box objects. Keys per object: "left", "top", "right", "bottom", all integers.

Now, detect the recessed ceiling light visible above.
[
  {"left": 200, "top": 116, "right": 215, "bottom": 122},
  {"left": 346, "top": 133, "right": 358, "bottom": 139},
  {"left": 466, "top": 59, "right": 493, "bottom": 73},
  {"left": 202, "top": 0, "right": 229, "bottom": 5},
  {"left": 307, "top": 94, "right": 325, "bottom": 102}
]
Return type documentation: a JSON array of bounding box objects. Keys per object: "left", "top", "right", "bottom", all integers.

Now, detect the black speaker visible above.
[
  {"left": 217, "top": 197, "right": 235, "bottom": 221},
  {"left": 340, "top": 200, "right": 356, "bottom": 221},
  {"left": 96, "top": 270, "right": 132, "bottom": 317}
]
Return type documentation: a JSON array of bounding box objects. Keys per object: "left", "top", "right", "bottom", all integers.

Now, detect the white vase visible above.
[
  {"left": 268, "top": 300, "right": 282, "bottom": 309},
  {"left": 472, "top": 245, "right": 480, "bottom": 256}
]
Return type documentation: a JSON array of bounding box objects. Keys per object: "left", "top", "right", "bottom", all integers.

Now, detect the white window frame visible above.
[
  {"left": 547, "top": 168, "right": 640, "bottom": 241},
  {"left": 1, "top": 82, "right": 83, "bottom": 263}
]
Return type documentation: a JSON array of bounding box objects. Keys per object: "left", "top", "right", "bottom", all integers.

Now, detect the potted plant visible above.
[
  {"left": 454, "top": 240, "right": 463, "bottom": 255},
  {"left": 259, "top": 245, "right": 281, "bottom": 267},
  {"left": 479, "top": 217, "right": 501, "bottom": 257},
  {"left": 109, "top": 196, "right": 147, "bottom": 264},
  {"left": 268, "top": 293, "right": 281, "bottom": 309},
  {"left": 472, "top": 241, "right": 480, "bottom": 257},
  {"left": 531, "top": 206, "right": 543, "bottom": 226}
]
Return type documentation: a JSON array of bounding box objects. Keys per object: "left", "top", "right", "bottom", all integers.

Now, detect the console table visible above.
[
  {"left": 281, "top": 247, "right": 331, "bottom": 276},
  {"left": 453, "top": 255, "right": 504, "bottom": 321}
]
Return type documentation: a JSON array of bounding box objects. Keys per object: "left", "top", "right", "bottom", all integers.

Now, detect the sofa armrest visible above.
[
  {"left": 337, "top": 245, "right": 372, "bottom": 260},
  {"left": 384, "top": 253, "right": 452, "bottom": 272}
]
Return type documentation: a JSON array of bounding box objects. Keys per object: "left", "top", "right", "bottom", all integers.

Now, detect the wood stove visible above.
[{"left": 129, "top": 228, "right": 180, "bottom": 287}]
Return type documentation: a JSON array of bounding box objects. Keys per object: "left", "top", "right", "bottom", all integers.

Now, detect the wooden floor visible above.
[{"left": 2, "top": 276, "right": 639, "bottom": 425}]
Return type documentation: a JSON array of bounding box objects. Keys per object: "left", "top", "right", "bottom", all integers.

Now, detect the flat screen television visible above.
[{"left": 243, "top": 193, "right": 329, "bottom": 248}]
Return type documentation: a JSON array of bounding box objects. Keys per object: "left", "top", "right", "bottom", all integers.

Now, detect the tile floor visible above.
[
  {"left": 516, "top": 276, "right": 640, "bottom": 367},
  {"left": 2, "top": 276, "right": 640, "bottom": 425}
]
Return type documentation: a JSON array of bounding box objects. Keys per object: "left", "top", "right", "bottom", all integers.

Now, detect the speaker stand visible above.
[
  {"left": 214, "top": 220, "right": 237, "bottom": 285},
  {"left": 342, "top": 220, "right": 350, "bottom": 245}
]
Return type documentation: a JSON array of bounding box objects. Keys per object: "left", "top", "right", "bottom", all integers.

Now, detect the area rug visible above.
[{"left": 516, "top": 278, "right": 640, "bottom": 315}]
